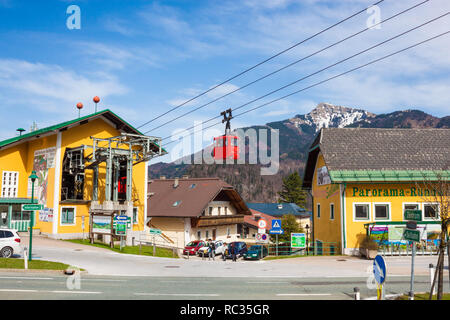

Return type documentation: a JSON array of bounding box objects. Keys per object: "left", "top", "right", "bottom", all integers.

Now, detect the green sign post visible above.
[
  {"left": 403, "top": 229, "right": 420, "bottom": 242},
  {"left": 291, "top": 233, "right": 306, "bottom": 249},
  {"left": 404, "top": 210, "right": 422, "bottom": 221}
]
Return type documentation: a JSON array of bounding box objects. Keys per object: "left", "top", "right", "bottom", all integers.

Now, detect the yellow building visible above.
[
  {"left": 0, "top": 109, "right": 164, "bottom": 243},
  {"left": 302, "top": 128, "right": 450, "bottom": 256}
]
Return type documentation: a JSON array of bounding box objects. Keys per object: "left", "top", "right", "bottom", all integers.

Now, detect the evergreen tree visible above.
[{"left": 277, "top": 171, "right": 307, "bottom": 208}]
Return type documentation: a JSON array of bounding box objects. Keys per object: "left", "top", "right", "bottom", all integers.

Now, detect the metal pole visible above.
[
  {"left": 429, "top": 263, "right": 436, "bottom": 296},
  {"left": 409, "top": 241, "right": 416, "bottom": 300},
  {"left": 276, "top": 234, "right": 278, "bottom": 256},
  {"left": 354, "top": 287, "right": 360, "bottom": 300},
  {"left": 28, "top": 180, "right": 35, "bottom": 261}
]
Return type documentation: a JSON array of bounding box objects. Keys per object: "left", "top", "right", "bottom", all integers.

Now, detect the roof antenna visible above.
[
  {"left": 93, "top": 96, "right": 100, "bottom": 113},
  {"left": 76, "top": 102, "right": 83, "bottom": 118},
  {"left": 16, "top": 128, "right": 25, "bottom": 136}
]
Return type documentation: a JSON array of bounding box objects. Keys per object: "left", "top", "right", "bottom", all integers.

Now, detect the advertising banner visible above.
[{"left": 92, "top": 216, "right": 112, "bottom": 234}]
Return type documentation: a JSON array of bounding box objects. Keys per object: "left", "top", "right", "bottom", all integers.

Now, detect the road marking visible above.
[
  {"left": 247, "top": 281, "right": 288, "bottom": 284},
  {"left": 51, "top": 290, "right": 102, "bottom": 294},
  {"left": 276, "top": 293, "right": 332, "bottom": 296},
  {"left": 0, "top": 289, "right": 39, "bottom": 293},
  {"left": 0, "top": 276, "right": 54, "bottom": 280},
  {"left": 81, "top": 279, "right": 127, "bottom": 282},
  {"left": 135, "top": 293, "right": 220, "bottom": 297}
]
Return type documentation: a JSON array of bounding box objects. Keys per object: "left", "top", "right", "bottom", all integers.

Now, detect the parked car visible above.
[
  {"left": 183, "top": 240, "right": 205, "bottom": 256},
  {"left": 244, "top": 245, "right": 268, "bottom": 260},
  {"left": 0, "top": 229, "right": 21, "bottom": 258},
  {"left": 197, "top": 240, "right": 226, "bottom": 256},
  {"left": 223, "top": 241, "right": 248, "bottom": 260}
]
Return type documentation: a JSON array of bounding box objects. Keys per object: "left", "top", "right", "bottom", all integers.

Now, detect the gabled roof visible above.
[
  {"left": 244, "top": 209, "right": 277, "bottom": 229},
  {"left": 303, "top": 128, "right": 450, "bottom": 188},
  {"left": 0, "top": 109, "right": 166, "bottom": 153},
  {"left": 245, "top": 202, "right": 311, "bottom": 217},
  {"left": 147, "top": 178, "right": 251, "bottom": 218}
]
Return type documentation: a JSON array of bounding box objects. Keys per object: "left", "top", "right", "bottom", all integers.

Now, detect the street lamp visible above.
[
  {"left": 305, "top": 224, "right": 310, "bottom": 256},
  {"left": 28, "top": 170, "right": 38, "bottom": 261}
]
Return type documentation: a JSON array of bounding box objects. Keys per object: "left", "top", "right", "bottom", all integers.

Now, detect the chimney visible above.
[
  {"left": 174, "top": 178, "right": 179, "bottom": 188},
  {"left": 160, "top": 176, "right": 166, "bottom": 180}
]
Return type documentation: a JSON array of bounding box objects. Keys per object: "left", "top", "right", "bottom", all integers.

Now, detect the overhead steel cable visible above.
[
  {"left": 160, "top": 12, "right": 449, "bottom": 143},
  {"left": 161, "top": 30, "right": 450, "bottom": 147},
  {"left": 144, "top": 0, "right": 430, "bottom": 134},
  {"left": 136, "top": 0, "right": 386, "bottom": 130}
]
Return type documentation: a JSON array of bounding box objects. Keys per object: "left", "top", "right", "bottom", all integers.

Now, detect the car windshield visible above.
[{"left": 186, "top": 242, "right": 198, "bottom": 247}]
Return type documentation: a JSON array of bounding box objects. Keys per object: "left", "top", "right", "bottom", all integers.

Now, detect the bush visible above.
[{"left": 360, "top": 236, "right": 379, "bottom": 250}]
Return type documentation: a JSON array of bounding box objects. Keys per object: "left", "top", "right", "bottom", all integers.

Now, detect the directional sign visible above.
[
  {"left": 271, "top": 219, "right": 282, "bottom": 230},
  {"left": 149, "top": 228, "right": 162, "bottom": 235},
  {"left": 403, "top": 228, "right": 420, "bottom": 242},
  {"left": 22, "top": 204, "right": 43, "bottom": 211},
  {"left": 291, "top": 233, "right": 306, "bottom": 248},
  {"left": 373, "top": 255, "right": 387, "bottom": 285},
  {"left": 269, "top": 229, "right": 284, "bottom": 234},
  {"left": 404, "top": 210, "right": 422, "bottom": 221}
]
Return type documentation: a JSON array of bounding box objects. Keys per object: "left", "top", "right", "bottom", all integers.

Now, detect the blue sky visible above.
[{"left": 0, "top": 0, "right": 449, "bottom": 163}]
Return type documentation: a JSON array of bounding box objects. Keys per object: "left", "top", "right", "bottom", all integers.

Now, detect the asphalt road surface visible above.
[{"left": 2, "top": 236, "right": 447, "bottom": 300}]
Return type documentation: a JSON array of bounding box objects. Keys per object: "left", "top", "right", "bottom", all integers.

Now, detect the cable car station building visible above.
[
  {"left": 302, "top": 128, "right": 450, "bottom": 256},
  {"left": 0, "top": 109, "right": 164, "bottom": 244}
]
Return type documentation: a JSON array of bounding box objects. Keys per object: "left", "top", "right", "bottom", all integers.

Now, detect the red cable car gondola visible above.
[{"left": 213, "top": 109, "right": 239, "bottom": 160}]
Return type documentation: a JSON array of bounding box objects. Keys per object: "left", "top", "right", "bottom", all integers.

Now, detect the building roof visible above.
[
  {"left": 147, "top": 178, "right": 251, "bottom": 218},
  {"left": 245, "top": 202, "right": 311, "bottom": 217},
  {"left": 0, "top": 109, "right": 166, "bottom": 153},
  {"left": 303, "top": 128, "right": 450, "bottom": 188},
  {"left": 244, "top": 209, "right": 277, "bottom": 229}
]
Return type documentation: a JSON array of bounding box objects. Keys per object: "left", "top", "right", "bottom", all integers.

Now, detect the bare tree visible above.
[{"left": 415, "top": 170, "right": 449, "bottom": 300}]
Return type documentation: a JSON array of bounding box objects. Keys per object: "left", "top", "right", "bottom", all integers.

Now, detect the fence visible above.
[
  {"left": 378, "top": 242, "right": 442, "bottom": 256},
  {"left": 267, "top": 242, "right": 339, "bottom": 256},
  {"left": 9, "top": 220, "right": 30, "bottom": 232}
]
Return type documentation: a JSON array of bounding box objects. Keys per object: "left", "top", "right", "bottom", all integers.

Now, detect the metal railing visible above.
[
  {"left": 9, "top": 220, "right": 30, "bottom": 232},
  {"left": 267, "top": 242, "right": 339, "bottom": 256}
]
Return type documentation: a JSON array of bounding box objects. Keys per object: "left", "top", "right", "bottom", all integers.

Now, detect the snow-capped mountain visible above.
[{"left": 288, "top": 102, "right": 376, "bottom": 132}]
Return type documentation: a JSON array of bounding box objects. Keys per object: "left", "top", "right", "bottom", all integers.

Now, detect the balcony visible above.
[{"left": 191, "top": 215, "right": 245, "bottom": 228}]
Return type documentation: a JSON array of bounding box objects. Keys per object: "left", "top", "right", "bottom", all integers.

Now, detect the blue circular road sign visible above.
[{"left": 373, "top": 255, "right": 387, "bottom": 285}]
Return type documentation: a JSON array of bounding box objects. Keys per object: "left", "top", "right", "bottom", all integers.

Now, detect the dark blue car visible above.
[{"left": 223, "top": 241, "right": 247, "bottom": 260}]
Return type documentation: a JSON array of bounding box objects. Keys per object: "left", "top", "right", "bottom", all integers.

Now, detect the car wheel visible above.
[{"left": 1, "top": 247, "right": 13, "bottom": 258}]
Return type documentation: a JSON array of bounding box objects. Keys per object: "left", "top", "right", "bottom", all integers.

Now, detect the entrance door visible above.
[
  {"left": 212, "top": 229, "right": 216, "bottom": 240},
  {"left": 0, "top": 205, "right": 8, "bottom": 228}
]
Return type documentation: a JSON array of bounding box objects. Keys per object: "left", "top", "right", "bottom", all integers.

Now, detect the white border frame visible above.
[
  {"left": 60, "top": 206, "right": 76, "bottom": 226},
  {"left": 372, "top": 202, "right": 391, "bottom": 222},
  {"left": 422, "top": 202, "right": 440, "bottom": 221},
  {"left": 353, "top": 202, "right": 371, "bottom": 222}
]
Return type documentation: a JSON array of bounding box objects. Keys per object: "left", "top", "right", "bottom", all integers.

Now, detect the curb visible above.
[{"left": 0, "top": 268, "right": 88, "bottom": 275}]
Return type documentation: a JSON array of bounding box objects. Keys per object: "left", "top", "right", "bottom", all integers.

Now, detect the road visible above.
[{"left": 1, "top": 236, "right": 447, "bottom": 300}]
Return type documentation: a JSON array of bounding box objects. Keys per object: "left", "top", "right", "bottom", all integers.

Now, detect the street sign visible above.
[
  {"left": 114, "top": 215, "right": 128, "bottom": 235},
  {"left": 149, "top": 228, "right": 162, "bottom": 235},
  {"left": 269, "top": 229, "right": 284, "bottom": 234},
  {"left": 258, "top": 228, "right": 266, "bottom": 234},
  {"left": 403, "top": 228, "right": 420, "bottom": 242},
  {"left": 256, "top": 233, "right": 269, "bottom": 243},
  {"left": 406, "top": 221, "right": 417, "bottom": 230},
  {"left": 22, "top": 204, "right": 43, "bottom": 211},
  {"left": 258, "top": 219, "right": 267, "bottom": 229},
  {"left": 271, "top": 219, "right": 282, "bottom": 230},
  {"left": 291, "top": 233, "right": 306, "bottom": 248},
  {"left": 373, "top": 255, "right": 387, "bottom": 285},
  {"left": 404, "top": 210, "right": 422, "bottom": 221}
]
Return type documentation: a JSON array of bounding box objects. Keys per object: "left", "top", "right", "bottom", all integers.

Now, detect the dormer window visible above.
[{"left": 173, "top": 200, "right": 182, "bottom": 207}]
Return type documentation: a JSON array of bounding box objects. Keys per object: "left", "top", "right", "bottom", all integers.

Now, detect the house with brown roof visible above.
[{"left": 146, "top": 177, "right": 251, "bottom": 248}]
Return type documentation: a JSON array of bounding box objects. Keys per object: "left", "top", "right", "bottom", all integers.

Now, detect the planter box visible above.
[{"left": 359, "top": 248, "right": 378, "bottom": 260}]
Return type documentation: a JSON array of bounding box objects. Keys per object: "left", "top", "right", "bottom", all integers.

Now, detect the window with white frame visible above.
[
  {"left": 374, "top": 203, "right": 390, "bottom": 220},
  {"left": 330, "top": 203, "right": 335, "bottom": 220},
  {"left": 225, "top": 207, "right": 228, "bottom": 215},
  {"left": 133, "top": 207, "right": 138, "bottom": 224},
  {"left": 197, "top": 231, "right": 201, "bottom": 240},
  {"left": 1, "top": 171, "right": 19, "bottom": 198},
  {"left": 218, "top": 207, "right": 221, "bottom": 215},
  {"left": 61, "top": 207, "right": 75, "bottom": 225},
  {"left": 354, "top": 203, "right": 370, "bottom": 220},
  {"left": 423, "top": 203, "right": 439, "bottom": 220},
  {"left": 208, "top": 207, "right": 213, "bottom": 216}
]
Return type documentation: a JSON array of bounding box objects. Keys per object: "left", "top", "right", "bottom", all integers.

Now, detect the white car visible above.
[
  {"left": 0, "top": 228, "right": 22, "bottom": 258},
  {"left": 197, "top": 240, "right": 226, "bottom": 256}
]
